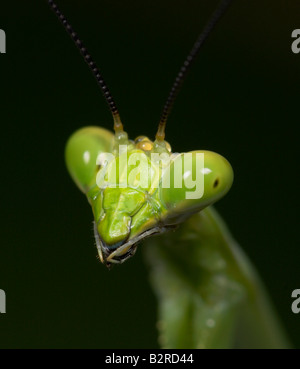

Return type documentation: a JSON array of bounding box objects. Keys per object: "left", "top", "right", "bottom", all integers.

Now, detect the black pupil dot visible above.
[{"left": 213, "top": 179, "right": 219, "bottom": 188}]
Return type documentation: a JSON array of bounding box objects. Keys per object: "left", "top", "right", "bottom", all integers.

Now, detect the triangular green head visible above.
[{"left": 65, "top": 126, "right": 233, "bottom": 266}]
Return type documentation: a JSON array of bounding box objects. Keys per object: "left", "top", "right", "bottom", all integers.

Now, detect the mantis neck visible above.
[{"left": 144, "top": 207, "right": 290, "bottom": 349}]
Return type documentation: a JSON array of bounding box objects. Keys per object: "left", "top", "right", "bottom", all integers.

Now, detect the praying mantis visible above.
[{"left": 48, "top": 0, "right": 290, "bottom": 348}]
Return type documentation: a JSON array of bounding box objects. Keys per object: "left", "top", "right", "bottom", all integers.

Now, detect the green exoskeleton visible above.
[{"left": 49, "top": 0, "right": 290, "bottom": 348}]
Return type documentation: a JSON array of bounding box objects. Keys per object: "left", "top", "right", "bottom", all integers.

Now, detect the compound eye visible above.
[
  {"left": 159, "top": 150, "right": 234, "bottom": 224},
  {"left": 65, "top": 126, "right": 114, "bottom": 193}
]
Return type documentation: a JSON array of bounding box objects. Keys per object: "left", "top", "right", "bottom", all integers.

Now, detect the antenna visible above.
[
  {"left": 48, "top": 0, "right": 123, "bottom": 133},
  {"left": 155, "top": 0, "right": 233, "bottom": 142}
]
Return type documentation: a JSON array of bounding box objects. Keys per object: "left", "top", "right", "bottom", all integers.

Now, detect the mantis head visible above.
[{"left": 66, "top": 129, "right": 233, "bottom": 266}]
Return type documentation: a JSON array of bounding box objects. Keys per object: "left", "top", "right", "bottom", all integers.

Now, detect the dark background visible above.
[{"left": 0, "top": 0, "right": 299, "bottom": 348}]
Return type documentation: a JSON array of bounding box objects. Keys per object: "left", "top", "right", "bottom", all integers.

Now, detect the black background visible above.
[{"left": 0, "top": 0, "right": 299, "bottom": 348}]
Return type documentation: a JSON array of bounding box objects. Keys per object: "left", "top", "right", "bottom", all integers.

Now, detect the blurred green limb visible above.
[{"left": 145, "top": 207, "right": 290, "bottom": 349}]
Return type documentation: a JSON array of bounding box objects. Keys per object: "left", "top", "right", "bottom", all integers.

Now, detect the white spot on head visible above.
[
  {"left": 83, "top": 151, "right": 90, "bottom": 164},
  {"left": 201, "top": 168, "right": 212, "bottom": 175}
]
